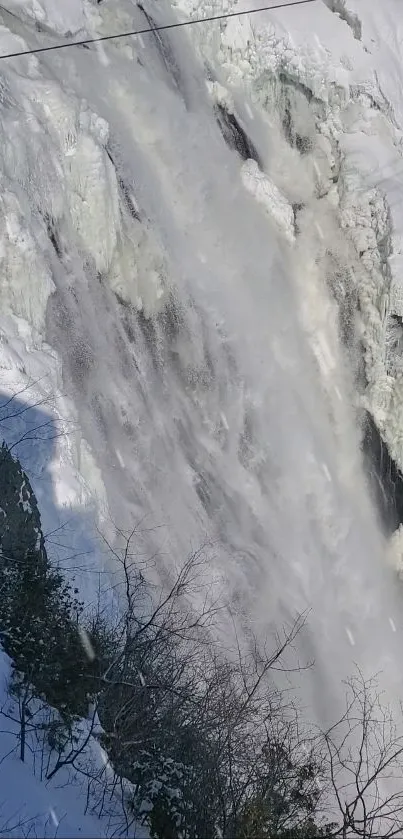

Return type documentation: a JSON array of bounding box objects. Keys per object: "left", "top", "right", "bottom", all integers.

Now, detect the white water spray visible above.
[{"left": 0, "top": 0, "right": 401, "bottom": 733}]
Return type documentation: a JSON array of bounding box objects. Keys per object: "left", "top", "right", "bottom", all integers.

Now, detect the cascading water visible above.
[{"left": 0, "top": 0, "right": 402, "bottom": 733}]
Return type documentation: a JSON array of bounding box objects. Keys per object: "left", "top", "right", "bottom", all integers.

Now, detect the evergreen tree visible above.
[{"left": 0, "top": 444, "right": 103, "bottom": 722}]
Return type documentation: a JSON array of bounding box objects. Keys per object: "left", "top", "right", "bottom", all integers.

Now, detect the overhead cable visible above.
[{"left": 0, "top": 0, "right": 317, "bottom": 60}]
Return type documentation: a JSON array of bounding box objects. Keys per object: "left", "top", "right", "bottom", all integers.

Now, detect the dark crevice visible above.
[
  {"left": 215, "top": 103, "right": 262, "bottom": 166},
  {"left": 338, "top": 297, "right": 356, "bottom": 349},
  {"left": 282, "top": 98, "right": 293, "bottom": 148},
  {"left": 321, "top": 0, "right": 362, "bottom": 40},
  {"left": 114, "top": 291, "right": 131, "bottom": 310},
  {"left": 44, "top": 214, "right": 63, "bottom": 259},
  {"left": 362, "top": 411, "right": 403, "bottom": 533},
  {"left": 385, "top": 315, "right": 403, "bottom": 376},
  {"left": 390, "top": 313, "right": 403, "bottom": 330},
  {"left": 106, "top": 147, "right": 141, "bottom": 222},
  {"left": 295, "top": 134, "right": 314, "bottom": 155},
  {"left": 282, "top": 96, "right": 313, "bottom": 155},
  {"left": 278, "top": 72, "right": 315, "bottom": 105},
  {"left": 351, "top": 86, "right": 382, "bottom": 113},
  {"left": 292, "top": 202, "right": 304, "bottom": 236},
  {"left": 137, "top": 3, "right": 184, "bottom": 96}
]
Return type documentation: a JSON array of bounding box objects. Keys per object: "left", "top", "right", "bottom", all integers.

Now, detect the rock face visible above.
[
  {"left": 0, "top": 443, "right": 45, "bottom": 562},
  {"left": 362, "top": 412, "right": 403, "bottom": 534}
]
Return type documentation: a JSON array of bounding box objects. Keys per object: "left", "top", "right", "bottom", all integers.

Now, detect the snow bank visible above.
[{"left": 0, "top": 651, "right": 107, "bottom": 837}]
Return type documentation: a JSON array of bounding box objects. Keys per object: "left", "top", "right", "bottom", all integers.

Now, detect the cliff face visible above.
[{"left": 0, "top": 443, "right": 45, "bottom": 560}]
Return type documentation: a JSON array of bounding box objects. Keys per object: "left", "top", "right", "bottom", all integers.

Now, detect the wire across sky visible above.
[{"left": 0, "top": 0, "right": 317, "bottom": 61}]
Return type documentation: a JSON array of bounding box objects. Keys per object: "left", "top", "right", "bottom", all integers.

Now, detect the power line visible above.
[{"left": 0, "top": 0, "right": 317, "bottom": 61}]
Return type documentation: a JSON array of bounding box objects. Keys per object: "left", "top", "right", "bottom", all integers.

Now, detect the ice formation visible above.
[{"left": 0, "top": 0, "right": 402, "bottom": 830}]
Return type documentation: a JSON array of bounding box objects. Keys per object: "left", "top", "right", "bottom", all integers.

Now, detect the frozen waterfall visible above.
[{"left": 0, "top": 0, "right": 401, "bottom": 732}]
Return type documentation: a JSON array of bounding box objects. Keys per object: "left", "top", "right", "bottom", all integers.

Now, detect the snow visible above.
[
  {"left": 1, "top": 0, "right": 87, "bottom": 36},
  {"left": 1, "top": 0, "right": 403, "bottom": 832},
  {"left": 240, "top": 159, "right": 295, "bottom": 242},
  {"left": 0, "top": 650, "right": 127, "bottom": 838}
]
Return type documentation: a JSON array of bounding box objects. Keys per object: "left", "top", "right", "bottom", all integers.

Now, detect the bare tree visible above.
[
  {"left": 321, "top": 671, "right": 403, "bottom": 838},
  {"left": 10, "top": 509, "right": 403, "bottom": 838},
  {"left": 89, "top": 529, "right": 325, "bottom": 838}
]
